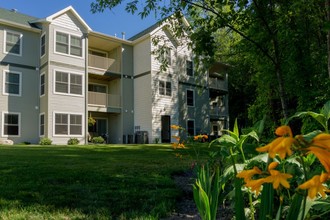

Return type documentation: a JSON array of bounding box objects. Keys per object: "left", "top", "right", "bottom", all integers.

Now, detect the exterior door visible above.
[
  {"left": 89, "top": 118, "right": 107, "bottom": 137},
  {"left": 161, "top": 115, "right": 171, "bottom": 143}
]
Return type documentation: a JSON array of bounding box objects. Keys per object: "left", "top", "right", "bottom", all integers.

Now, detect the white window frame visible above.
[
  {"left": 3, "top": 70, "right": 22, "bottom": 96},
  {"left": 186, "top": 89, "right": 195, "bottom": 107},
  {"left": 4, "top": 29, "right": 23, "bottom": 56},
  {"left": 159, "top": 80, "right": 172, "bottom": 97},
  {"left": 53, "top": 69, "right": 84, "bottom": 97},
  {"left": 54, "top": 30, "right": 84, "bottom": 58},
  {"left": 39, "top": 113, "right": 45, "bottom": 137},
  {"left": 40, "top": 73, "right": 45, "bottom": 97},
  {"left": 53, "top": 112, "right": 84, "bottom": 137},
  {"left": 187, "top": 119, "right": 195, "bottom": 136},
  {"left": 40, "top": 33, "right": 46, "bottom": 57},
  {"left": 2, "top": 112, "right": 21, "bottom": 137}
]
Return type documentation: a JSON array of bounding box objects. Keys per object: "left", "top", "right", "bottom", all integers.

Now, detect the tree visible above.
[{"left": 91, "top": 0, "right": 330, "bottom": 128}]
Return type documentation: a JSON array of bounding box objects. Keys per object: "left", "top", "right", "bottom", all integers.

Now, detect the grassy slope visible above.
[{"left": 0, "top": 144, "right": 196, "bottom": 220}]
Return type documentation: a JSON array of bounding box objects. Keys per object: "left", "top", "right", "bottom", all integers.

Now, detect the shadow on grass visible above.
[{"left": 0, "top": 144, "right": 195, "bottom": 219}]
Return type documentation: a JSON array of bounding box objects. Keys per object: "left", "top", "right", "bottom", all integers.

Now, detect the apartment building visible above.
[{"left": 0, "top": 6, "right": 228, "bottom": 145}]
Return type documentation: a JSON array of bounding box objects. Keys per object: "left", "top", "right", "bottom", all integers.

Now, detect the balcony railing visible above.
[
  {"left": 88, "top": 54, "right": 120, "bottom": 73},
  {"left": 88, "top": 92, "right": 121, "bottom": 108},
  {"left": 209, "top": 78, "right": 228, "bottom": 91},
  {"left": 210, "top": 106, "right": 227, "bottom": 117}
]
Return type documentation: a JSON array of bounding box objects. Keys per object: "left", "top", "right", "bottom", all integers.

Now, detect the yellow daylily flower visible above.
[
  {"left": 298, "top": 173, "right": 330, "bottom": 199},
  {"left": 275, "top": 125, "right": 293, "bottom": 137},
  {"left": 307, "top": 147, "right": 330, "bottom": 173},
  {"left": 311, "top": 133, "right": 330, "bottom": 150},
  {"left": 264, "top": 162, "right": 292, "bottom": 189},
  {"left": 256, "top": 126, "right": 295, "bottom": 159},
  {"left": 236, "top": 166, "right": 262, "bottom": 183},
  {"left": 245, "top": 178, "right": 265, "bottom": 196},
  {"left": 171, "top": 125, "right": 180, "bottom": 130},
  {"left": 264, "top": 170, "right": 292, "bottom": 189}
]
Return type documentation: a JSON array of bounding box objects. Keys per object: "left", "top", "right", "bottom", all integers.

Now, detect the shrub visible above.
[
  {"left": 92, "top": 136, "right": 105, "bottom": 144},
  {"left": 67, "top": 138, "right": 80, "bottom": 145},
  {"left": 39, "top": 137, "right": 52, "bottom": 145}
]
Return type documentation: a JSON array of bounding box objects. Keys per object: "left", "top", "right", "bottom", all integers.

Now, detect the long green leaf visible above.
[
  {"left": 260, "top": 183, "right": 274, "bottom": 219},
  {"left": 286, "top": 193, "right": 304, "bottom": 220},
  {"left": 234, "top": 178, "right": 246, "bottom": 220},
  {"left": 193, "top": 181, "right": 211, "bottom": 220}
]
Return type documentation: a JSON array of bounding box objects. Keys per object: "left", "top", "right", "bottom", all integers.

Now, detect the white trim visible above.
[
  {"left": 186, "top": 88, "right": 195, "bottom": 107},
  {"left": 39, "top": 113, "right": 45, "bottom": 137},
  {"left": 53, "top": 69, "right": 84, "bottom": 97},
  {"left": 1, "top": 111, "right": 21, "bottom": 137},
  {"left": 41, "top": 6, "right": 92, "bottom": 31},
  {"left": 3, "top": 29, "right": 23, "bottom": 56},
  {"left": 54, "top": 30, "right": 85, "bottom": 59},
  {"left": 2, "top": 70, "right": 22, "bottom": 96},
  {"left": 158, "top": 80, "right": 172, "bottom": 97},
  {"left": 40, "top": 72, "right": 45, "bottom": 97},
  {"left": 53, "top": 111, "right": 84, "bottom": 137}
]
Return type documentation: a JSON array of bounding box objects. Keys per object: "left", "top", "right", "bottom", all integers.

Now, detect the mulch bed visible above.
[{"left": 162, "top": 170, "right": 234, "bottom": 220}]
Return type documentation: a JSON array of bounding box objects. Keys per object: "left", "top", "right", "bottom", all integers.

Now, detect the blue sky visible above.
[{"left": 0, "top": 0, "right": 159, "bottom": 38}]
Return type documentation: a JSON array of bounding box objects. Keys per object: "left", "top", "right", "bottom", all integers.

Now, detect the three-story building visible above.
[{"left": 0, "top": 6, "right": 228, "bottom": 144}]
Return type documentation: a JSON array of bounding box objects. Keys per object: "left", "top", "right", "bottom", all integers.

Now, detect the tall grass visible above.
[{"left": 0, "top": 144, "right": 196, "bottom": 219}]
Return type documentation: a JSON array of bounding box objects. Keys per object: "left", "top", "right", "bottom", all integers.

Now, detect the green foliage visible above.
[
  {"left": 67, "top": 138, "right": 80, "bottom": 145},
  {"left": 193, "top": 164, "right": 221, "bottom": 220},
  {"left": 91, "top": 136, "right": 105, "bottom": 144},
  {"left": 287, "top": 100, "right": 330, "bottom": 133},
  {"left": 39, "top": 137, "right": 52, "bottom": 145}
]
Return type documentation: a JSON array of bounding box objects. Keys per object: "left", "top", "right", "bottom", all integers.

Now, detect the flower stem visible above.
[{"left": 299, "top": 155, "right": 308, "bottom": 220}]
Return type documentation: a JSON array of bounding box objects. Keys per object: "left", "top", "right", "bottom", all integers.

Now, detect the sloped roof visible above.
[
  {"left": 128, "top": 15, "right": 190, "bottom": 42},
  {"left": 30, "top": 6, "right": 92, "bottom": 31},
  {"left": 128, "top": 21, "right": 162, "bottom": 41},
  {"left": 0, "top": 7, "right": 39, "bottom": 28}
]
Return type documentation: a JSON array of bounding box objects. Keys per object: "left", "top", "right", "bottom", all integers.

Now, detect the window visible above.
[
  {"left": 70, "top": 74, "right": 83, "bottom": 95},
  {"left": 40, "top": 73, "right": 45, "bottom": 96},
  {"left": 159, "top": 81, "right": 165, "bottom": 95},
  {"left": 70, "top": 114, "right": 82, "bottom": 135},
  {"left": 186, "top": 60, "right": 193, "bottom": 76},
  {"left": 41, "top": 34, "right": 46, "bottom": 56},
  {"left": 70, "top": 35, "right": 82, "bottom": 56},
  {"left": 159, "top": 46, "right": 171, "bottom": 65},
  {"left": 54, "top": 113, "right": 82, "bottom": 136},
  {"left": 187, "top": 89, "right": 194, "bottom": 106},
  {"left": 55, "top": 71, "right": 83, "bottom": 95},
  {"left": 4, "top": 30, "right": 22, "bottom": 56},
  {"left": 40, "top": 113, "right": 45, "bottom": 136},
  {"left": 166, "top": 81, "right": 171, "bottom": 96},
  {"left": 2, "top": 112, "right": 20, "bottom": 136},
  {"left": 55, "top": 31, "right": 82, "bottom": 57},
  {"left": 3, "top": 71, "right": 21, "bottom": 96},
  {"left": 187, "top": 120, "right": 195, "bottom": 136},
  {"left": 159, "top": 80, "right": 171, "bottom": 96}
]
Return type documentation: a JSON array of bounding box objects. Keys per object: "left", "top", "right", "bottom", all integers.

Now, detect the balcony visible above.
[
  {"left": 209, "top": 106, "right": 227, "bottom": 118},
  {"left": 209, "top": 77, "right": 228, "bottom": 91},
  {"left": 88, "top": 92, "right": 121, "bottom": 113},
  {"left": 88, "top": 54, "right": 121, "bottom": 74}
]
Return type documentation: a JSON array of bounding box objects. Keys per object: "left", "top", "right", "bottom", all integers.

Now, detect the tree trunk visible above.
[{"left": 327, "top": 0, "right": 330, "bottom": 78}]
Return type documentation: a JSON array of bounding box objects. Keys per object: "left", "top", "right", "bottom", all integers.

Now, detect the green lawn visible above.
[{"left": 0, "top": 144, "right": 199, "bottom": 220}]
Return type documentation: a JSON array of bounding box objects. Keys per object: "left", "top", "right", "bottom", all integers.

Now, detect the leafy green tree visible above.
[{"left": 91, "top": 0, "right": 330, "bottom": 131}]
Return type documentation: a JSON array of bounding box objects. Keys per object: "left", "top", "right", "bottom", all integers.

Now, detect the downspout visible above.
[{"left": 84, "top": 33, "right": 89, "bottom": 144}]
